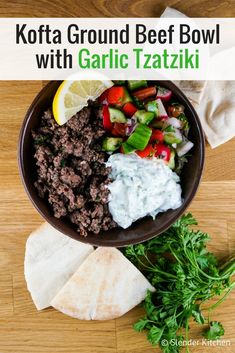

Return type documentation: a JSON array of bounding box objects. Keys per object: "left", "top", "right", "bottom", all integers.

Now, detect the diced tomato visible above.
[
  {"left": 111, "top": 123, "right": 127, "bottom": 137},
  {"left": 155, "top": 144, "right": 171, "bottom": 162},
  {"left": 132, "top": 86, "right": 157, "bottom": 101},
  {"left": 168, "top": 104, "right": 184, "bottom": 118},
  {"left": 150, "top": 129, "right": 164, "bottom": 143},
  {"left": 98, "top": 90, "right": 109, "bottom": 104},
  {"left": 107, "top": 86, "right": 125, "bottom": 105},
  {"left": 136, "top": 145, "right": 156, "bottom": 158},
  {"left": 102, "top": 105, "right": 113, "bottom": 131},
  {"left": 122, "top": 102, "right": 138, "bottom": 117}
]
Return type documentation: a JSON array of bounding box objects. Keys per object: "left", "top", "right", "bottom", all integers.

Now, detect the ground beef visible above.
[{"left": 32, "top": 104, "right": 117, "bottom": 236}]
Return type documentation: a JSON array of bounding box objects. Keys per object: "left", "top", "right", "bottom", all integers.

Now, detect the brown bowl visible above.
[{"left": 18, "top": 81, "right": 205, "bottom": 247}]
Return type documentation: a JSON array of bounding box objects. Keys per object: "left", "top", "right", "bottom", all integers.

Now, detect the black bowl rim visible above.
[{"left": 18, "top": 80, "right": 205, "bottom": 247}]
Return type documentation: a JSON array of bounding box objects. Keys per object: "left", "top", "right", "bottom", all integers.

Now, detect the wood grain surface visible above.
[
  {"left": 0, "top": 1, "right": 235, "bottom": 353},
  {"left": 1, "top": 0, "right": 235, "bottom": 17}
]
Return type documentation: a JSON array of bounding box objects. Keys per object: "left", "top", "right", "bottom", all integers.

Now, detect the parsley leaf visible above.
[
  {"left": 178, "top": 113, "right": 189, "bottom": 130},
  {"left": 192, "top": 304, "right": 205, "bottom": 324},
  {"left": 164, "top": 125, "right": 175, "bottom": 133},
  {"left": 133, "top": 318, "right": 149, "bottom": 332},
  {"left": 203, "top": 321, "right": 225, "bottom": 340},
  {"left": 34, "top": 135, "right": 50, "bottom": 145},
  {"left": 147, "top": 326, "right": 164, "bottom": 345},
  {"left": 60, "top": 159, "right": 66, "bottom": 168}
]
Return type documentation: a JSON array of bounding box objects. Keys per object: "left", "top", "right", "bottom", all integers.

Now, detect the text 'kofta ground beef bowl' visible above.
[{"left": 18, "top": 80, "right": 205, "bottom": 247}]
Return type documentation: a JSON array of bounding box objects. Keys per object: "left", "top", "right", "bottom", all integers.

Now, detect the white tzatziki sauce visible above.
[{"left": 106, "top": 153, "right": 182, "bottom": 229}]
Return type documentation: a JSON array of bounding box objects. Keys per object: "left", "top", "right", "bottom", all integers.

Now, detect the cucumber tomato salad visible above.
[{"left": 100, "top": 80, "right": 194, "bottom": 173}]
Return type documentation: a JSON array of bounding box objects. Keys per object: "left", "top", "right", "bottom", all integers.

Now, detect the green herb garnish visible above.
[
  {"left": 203, "top": 321, "right": 225, "bottom": 340},
  {"left": 178, "top": 113, "right": 189, "bottom": 131},
  {"left": 174, "top": 155, "right": 189, "bottom": 175},
  {"left": 124, "top": 214, "right": 235, "bottom": 353},
  {"left": 34, "top": 135, "right": 50, "bottom": 145},
  {"left": 164, "top": 125, "right": 175, "bottom": 133},
  {"left": 60, "top": 159, "right": 66, "bottom": 168}
]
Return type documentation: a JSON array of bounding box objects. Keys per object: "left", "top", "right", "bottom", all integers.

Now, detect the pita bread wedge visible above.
[
  {"left": 51, "top": 247, "right": 155, "bottom": 320},
  {"left": 25, "top": 223, "right": 94, "bottom": 310}
]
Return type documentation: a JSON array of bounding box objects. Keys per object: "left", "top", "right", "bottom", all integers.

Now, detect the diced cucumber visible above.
[
  {"left": 108, "top": 107, "right": 127, "bottom": 123},
  {"left": 156, "top": 98, "right": 168, "bottom": 119},
  {"left": 168, "top": 150, "right": 175, "bottom": 170},
  {"left": 127, "top": 124, "right": 152, "bottom": 150},
  {"left": 113, "top": 80, "right": 126, "bottom": 85},
  {"left": 122, "top": 87, "right": 133, "bottom": 105},
  {"left": 164, "top": 129, "right": 183, "bottom": 145},
  {"left": 127, "top": 80, "right": 147, "bottom": 91},
  {"left": 145, "top": 100, "right": 159, "bottom": 117},
  {"left": 134, "top": 110, "right": 155, "bottom": 125},
  {"left": 121, "top": 142, "right": 136, "bottom": 154},
  {"left": 102, "top": 137, "right": 123, "bottom": 152},
  {"left": 132, "top": 95, "right": 145, "bottom": 109}
]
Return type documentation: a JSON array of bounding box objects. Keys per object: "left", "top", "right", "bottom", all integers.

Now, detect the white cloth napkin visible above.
[{"left": 161, "top": 7, "right": 235, "bottom": 148}]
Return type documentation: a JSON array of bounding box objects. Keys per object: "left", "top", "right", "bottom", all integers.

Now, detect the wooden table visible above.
[{"left": 0, "top": 1, "right": 235, "bottom": 353}]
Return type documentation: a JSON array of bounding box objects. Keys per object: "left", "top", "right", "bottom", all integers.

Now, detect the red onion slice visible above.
[{"left": 126, "top": 117, "right": 137, "bottom": 136}]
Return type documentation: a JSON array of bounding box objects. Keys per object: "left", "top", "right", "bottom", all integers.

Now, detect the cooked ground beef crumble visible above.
[{"left": 32, "top": 104, "right": 117, "bottom": 236}]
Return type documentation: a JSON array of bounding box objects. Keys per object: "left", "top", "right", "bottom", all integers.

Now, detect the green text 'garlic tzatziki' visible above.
[{"left": 106, "top": 154, "right": 182, "bottom": 229}]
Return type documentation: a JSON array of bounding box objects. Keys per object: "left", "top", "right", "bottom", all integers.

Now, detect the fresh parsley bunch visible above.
[{"left": 124, "top": 214, "right": 235, "bottom": 353}]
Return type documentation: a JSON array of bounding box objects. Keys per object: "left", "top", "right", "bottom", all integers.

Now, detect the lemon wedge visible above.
[{"left": 52, "top": 80, "right": 113, "bottom": 125}]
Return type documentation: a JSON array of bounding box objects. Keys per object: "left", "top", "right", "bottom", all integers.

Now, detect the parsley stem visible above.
[
  {"left": 219, "top": 255, "right": 235, "bottom": 277},
  {"left": 207, "top": 281, "right": 235, "bottom": 312},
  {"left": 143, "top": 252, "right": 156, "bottom": 269},
  {"left": 133, "top": 250, "right": 178, "bottom": 280},
  {"left": 150, "top": 268, "right": 178, "bottom": 279},
  {"left": 131, "top": 250, "right": 155, "bottom": 272},
  {"left": 168, "top": 244, "right": 184, "bottom": 265},
  {"left": 185, "top": 319, "right": 190, "bottom": 353},
  {"left": 187, "top": 239, "right": 231, "bottom": 282}
]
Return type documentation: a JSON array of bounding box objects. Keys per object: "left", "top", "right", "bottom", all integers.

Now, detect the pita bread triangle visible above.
[
  {"left": 51, "top": 247, "right": 155, "bottom": 320},
  {"left": 25, "top": 223, "right": 94, "bottom": 310}
]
